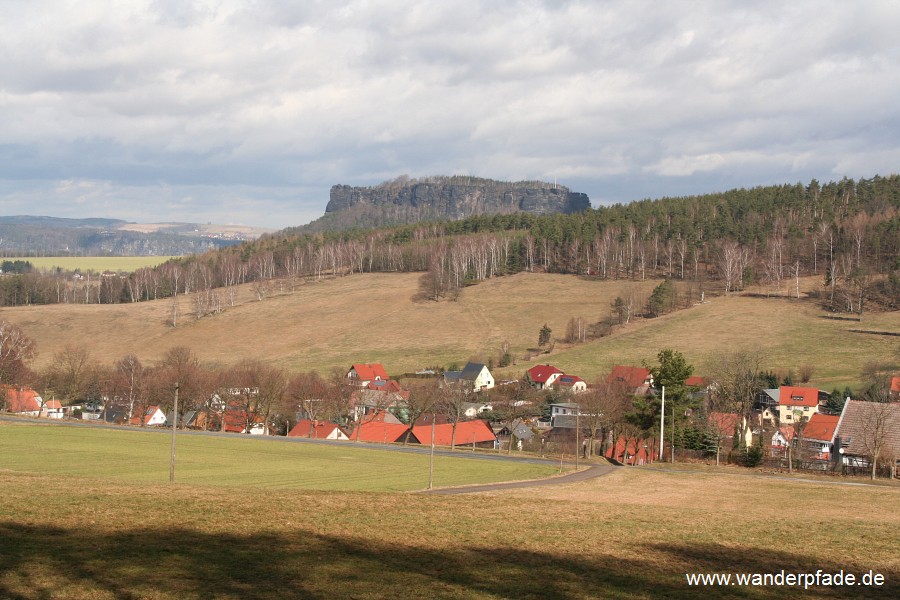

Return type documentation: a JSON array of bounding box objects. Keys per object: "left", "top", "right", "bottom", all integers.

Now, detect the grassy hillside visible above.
[
  {"left": 6, "top": 256, "right": 176, "bottom": 273},
  {"left": 1, "top": 445, "right": 897, "bottom": 599},
  {"left": 2, "top": 272, "right": 897, "bottom": 389}
]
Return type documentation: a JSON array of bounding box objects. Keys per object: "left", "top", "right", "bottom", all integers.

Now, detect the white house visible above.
[{"left": 444, "top": 362, "right": 494, "bottom": 393}]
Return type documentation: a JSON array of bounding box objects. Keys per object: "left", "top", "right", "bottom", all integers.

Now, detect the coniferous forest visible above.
[{"left": 1, "top": 175, "right": 898, "bottom": 313}]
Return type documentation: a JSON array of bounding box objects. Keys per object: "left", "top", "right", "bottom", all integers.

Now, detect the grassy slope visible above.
[
  {"left": 7, "top": 256, "right": 176, "bottom": 272},
  {"left": 3, "top": 272, "right": 898, "bottom": 388},
  {"left": 0, "top": 458, "right": 897, "bottom": 599},
  {"left": 0, "top": 422, "right": 556, "bottom": 491}
]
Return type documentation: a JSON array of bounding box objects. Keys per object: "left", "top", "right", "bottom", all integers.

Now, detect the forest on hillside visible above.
[{"left": 1, "top": 175, "right": 898, "bottom": 314}]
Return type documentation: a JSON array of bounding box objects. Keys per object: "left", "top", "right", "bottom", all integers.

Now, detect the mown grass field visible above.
[
  {"left": 0, "top": 421, "right": 556, "bottom": 491},
  {"left": 1, "top": 422, "right": 897, "bottom": 599},
  {"left": 6, "top": 256, "right": 176, "bottom": 272},
  {"left": 3, "top": 272, "right": 897, "bottom": 389}
]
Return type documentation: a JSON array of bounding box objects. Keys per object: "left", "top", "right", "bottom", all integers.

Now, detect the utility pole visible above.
[
  {"left": 575, "top": 409, "right": 580, "bottom": 470},
  {"left": 169, "top": 382, "right": 179, "bottom": 482},
  {"left": 671, "top": 401, "right": 675, "bottom": 464},
  {"left": 659, "top": 386, "right": 665, "bottom": 462},
  {"left": 427, "top": 411, "right": 436, "bottom": 490}
]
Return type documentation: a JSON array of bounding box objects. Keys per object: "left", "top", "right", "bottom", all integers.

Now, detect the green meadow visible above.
[{"left": 0, "top": 421, "right": 556, "bottom": 491}]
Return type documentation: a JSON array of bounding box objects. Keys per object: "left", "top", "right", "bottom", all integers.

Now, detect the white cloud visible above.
[{"left": 0, "top": 0, "right": 898, "bottom": 228}]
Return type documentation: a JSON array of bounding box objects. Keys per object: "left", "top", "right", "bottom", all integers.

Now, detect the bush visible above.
[{"left": 740, "top": 446, "right": 764, "bottom": 468}]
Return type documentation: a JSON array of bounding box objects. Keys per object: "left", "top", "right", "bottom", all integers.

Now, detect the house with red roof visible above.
[
  {"left": 525, "top": 365, "right": 564, "bottom": 390},
  {"left": 802, "top": 413, "right": 840, "bottom": 460},
  {"left": 41, "top": 398, "right": 64, "bottom": 419},
  {"left": 708, "top": 412, "right": 753, "bottom": 448},
  {"left": 777, "top": 386, "right": 821, "bottom": 424},
  {"left": 891, "top": 376, "right": 900, "bottom": 401},
  {"left": 350, "top": 421, "right": 417, "bottom": 444},
  {"left": 411, "top": 419, "right": 496, "bottom": 449},
  {"left": 230, "top": 411, "right": 269, "bottom": 434},
  {"left": 605, "top": 435, "right": 658, "bottom": 465},
  {"left": 4, "top": 388, "right": 43, "bottom": 416},
  {"left": 553, "top": 374, "right": 588, "bottom": 394},
  {"left": 347, "top": 363, "right": 390, "bottom": 386},
  {"left": 129, "top": 405, "right": 167, "bottom": 427},
  {"left": 606, "top": 366, "right": 653, "bottom": 395},
  {"left": 288, "top": 419, "right": 349, "bottom": 440}
]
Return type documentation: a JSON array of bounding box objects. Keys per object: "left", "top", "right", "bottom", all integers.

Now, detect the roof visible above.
[
  {"left": 803, "top": 413, "right": 840, "bottom": 443},
  {"left": 891, "top": 376, "right": 900, "bottom": 395},
  {"left": 411, "top": 420, "right": 496, "bottom": 446},
  {"left": 350, "top": 421, "right": 414, "bottom": 443},
  {"left": 606, "top": 365, "right": 651, "bottom": 389},
  {"left": 221, "top": 410, "right": 264, "bottom": 433},
  {"left": 526, "top": 364, "right": 563, "bottom": 383},
  {"left": 685, "top": 376, "right": 708, "bottom": 388},
  {"left": 5, "top": 388, "right": 42, "bottom": 413},
  {"left": 708, "top": 412, "right": 742, "bottom": 436},
  {"left": 350, "top": 363, "right": 389, "bottom": 381},
  {"left": 778, "top": 386, "right": 820, "bottom": 407},
  {"left": 835, "top": 400, "right": 900, "bottom": 458},
  {"left": 366, "top": 379, "right": 403, "bottom": 392},
  {"left": 288, "top": 419, "right": 348, "bottom": 439},
  {"left": 460, "top": 362, "right": 488, "bottom": 381},
  {"left": 555, "top": 375, "right": 585, "bottom": 387},
  {"left": 129, "top": 405, "right": 164, "bottom": 426}
]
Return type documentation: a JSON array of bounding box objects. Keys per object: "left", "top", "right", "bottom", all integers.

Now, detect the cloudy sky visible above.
[{"left": 2, "top": 1, "right": 899, "bottom": 229}]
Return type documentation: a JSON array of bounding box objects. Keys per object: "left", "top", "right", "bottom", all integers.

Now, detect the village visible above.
[{"left": 6, "top": 358, "right": 899, "bottom": 480}]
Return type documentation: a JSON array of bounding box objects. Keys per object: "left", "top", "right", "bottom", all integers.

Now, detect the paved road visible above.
[{"left": 423, "top": 462, "right": 617, "bottom": 495}]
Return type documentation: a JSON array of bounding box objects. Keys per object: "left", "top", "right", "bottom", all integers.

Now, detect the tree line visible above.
[{"left": 1, "top": 175, "right": 898, "bottom": 313}]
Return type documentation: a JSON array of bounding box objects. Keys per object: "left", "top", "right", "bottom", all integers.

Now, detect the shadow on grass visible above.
[{"left": 0, "top": 523, "right": 896, "bottom": 599}]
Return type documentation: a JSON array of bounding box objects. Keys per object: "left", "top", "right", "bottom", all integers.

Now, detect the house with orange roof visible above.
[
  {"left": 553, "top": 374, "right": 588, "bottom": 394},
  {"left": 221, "top": 410, "right": 269, "bottom": 435},
  {"left": 411, "top": 419, "right": 496, "bottom": 449},
  {"left": 350, "top": 420, "right": 417, "bottom": 444},
  {"left": 606, "top": 366, "right": 653, "bottom": 395},
  {"left": 347, "top": 363, "right": 390, "bottom": 386},
  {"left": 41, "top": 398, "right": 64, "bottom": 419},
  {"left": 4, "top": 387, "right": 43, "bottom": 416},
  {"left": 525, "top": 365, "right": 564, "bottom": 390},
  {"left": 891, "top": 376, "right": 900, "bottom": 401},
  {"left": 708, "top": 412, "right": 753, "bottom": 448},
  {"left": 777, "top": 386, "right": 821, "bottom": 423},
  {"left": 288, "top": 419, "right": 349, "bottom": 440},
  {"left": 129, "top": 405, "right": 167, "bottom": 427},
  {"left": 802, "top": 413, "right": 840, "bottom": 460}
]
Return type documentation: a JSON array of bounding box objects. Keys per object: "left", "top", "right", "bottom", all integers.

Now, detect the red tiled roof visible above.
[
  {"left": 606, "top": 366, "right": 651, "bottom": 389},
  {"left": 555, "top": 375, "right": 585, "bottom": 387},
  {"left": 129, "top": 405, "right": 163, "bottom": 426},
  {"left": 411, "top": 420, "right": 496, "bottom": 446},
  {"left": 526, "top": 364, "right": 563, "bottom": 383},
  {"left": 891, "top": 376, "right": 900, "bottom": 395},
  {"left": 221, "top": 410, "right": 264, "bottom": 433},
  {"left": 708, "top": 412, "right": 741, "bottom": 436},
  {"left": 604, "top": 435, "right": 657, "bottom": 465},
  {"left": 803, "top": 413, "right": 839, "bottom": 443},
  {"left": 685, "top": 376, "right": 708, "bottom": 388},
  {"left": 288, "top": 419, "right": 348, "bottom": 439},
  {"left": 5, "top": 388, "right": 41, "bottom": 413},
  {"left": 366, "top": 379, "right": 403, "bottom": 392},
  {"left": 350, "top": 363, "right": 389, "bottom": 381},
  {"left": 350, "top": 421, "right": 413, "bottom": 443},
  {"left": 42, "top": 399, "right": 62, "bottom": 409},
  {"left": 779, "top": 386, "right": 819, "bottom": 407}
]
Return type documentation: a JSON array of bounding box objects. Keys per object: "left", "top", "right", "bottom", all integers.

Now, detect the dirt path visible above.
[{"left": 422, "top": 463, "right": 617, "bottom": 495}]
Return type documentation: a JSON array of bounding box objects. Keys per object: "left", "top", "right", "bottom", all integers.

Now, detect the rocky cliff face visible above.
[{"left": 325, "top": 177, "right": 590, "bottom": 220}]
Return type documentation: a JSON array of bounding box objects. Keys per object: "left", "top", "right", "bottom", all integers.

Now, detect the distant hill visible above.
[
  {"left": 0, "top": 216, "right": 271, "bottom": 256},
  {"left": 293, "top": 175, "right": 591, "bottom": 232}
]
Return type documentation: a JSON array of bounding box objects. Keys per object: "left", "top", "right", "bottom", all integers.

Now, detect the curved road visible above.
[{"left": 423, "top": 462, "right": 617, "bottom": 495}]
